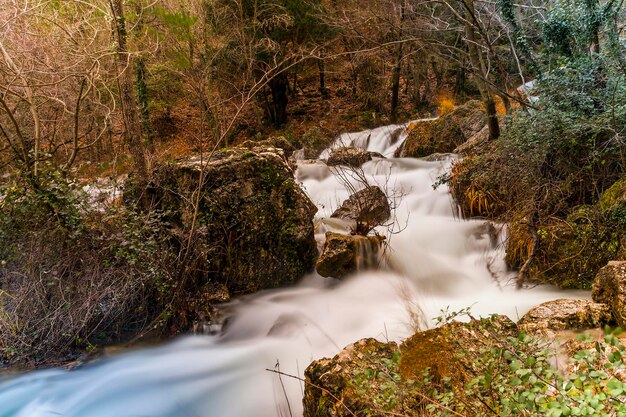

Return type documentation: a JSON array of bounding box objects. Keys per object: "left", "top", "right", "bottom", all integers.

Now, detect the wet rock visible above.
[
  {"left": 303, "top": 315, "right": 517, "bottom": 417},
  {"left": 593, "top": 261, "right": 626, "bottom": 326},
  {"left": 518, "top": 299, "right": 612, "bottom": 334},
  {"left": 396, "top": 100, "right": 486, "bottom": 158},
  {"left": 147, "top": 146, "right": 318, "bottom": 295},
  {"left": 315, "top": 232, "right": 384, "bottom": 279},
  {"left": 331, "top": 186, "right": 391, "bottom": 230},
  {"left": 326, "top": 147, "right": 383, "bottom": 167}
]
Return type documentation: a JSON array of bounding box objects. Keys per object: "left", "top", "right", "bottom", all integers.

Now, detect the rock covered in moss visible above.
[
  {"left": 399, "top": 315, "right": 517, "bottom": 385},
  {"left": 147, "top": 146, "right": 318, "bottom": 295},
  {"left": 504, "top": 205, "right": 626, "bottom": 289},
  {"left": 518, "top": 299, "right": 612, "bottom": 334},
  {"left": 303, "top": 315, "right": 517, "bottom": 417},
  {"left": 315, "top": 232, "right": 384, "bottom": 279},
  {"left": 396, "top": 100, "right": 486, "bottom": 158},
  {"left": 331, "top": 186, "right": 391, "bottom": 229},
  {"left": 326, "top": 147, "right": 383, "bottom": 167},
  {"left": 593, "top": 261, "right": 626, "bottom": 326}
]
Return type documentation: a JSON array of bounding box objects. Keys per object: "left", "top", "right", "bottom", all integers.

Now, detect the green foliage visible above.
[
  {"left": 450, "top": 49, "right": 626, "bottom": 288},
  {"left": 421, "top": 324, "right": 626, "bottom": 416},
  {"left": 543, "top": 0, "right": 622, "bottom": 59},
  {"left": 347, "top": 314, "right": 626, "bottom": 416}
]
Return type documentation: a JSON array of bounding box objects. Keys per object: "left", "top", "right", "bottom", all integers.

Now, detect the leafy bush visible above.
[{"left": 448, "top": 52, "right": 626, "bottom": 287}]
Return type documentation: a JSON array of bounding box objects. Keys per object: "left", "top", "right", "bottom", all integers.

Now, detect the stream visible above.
[{"left": 0, "top": 122, "right": 587, "bottom": 417}]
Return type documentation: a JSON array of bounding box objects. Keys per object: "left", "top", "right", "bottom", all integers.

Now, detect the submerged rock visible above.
[
  {"left": 315, "top": 232, "right": 384, "bottom": 279},
  {"left": 518, "top": 299, "right": 612, "bottom": 333},
  {"left": 331, "top": 186, "right": 391, "bottom": 230},
  {"left": 395, "top": 100, "right": 487, "bottom": 158},
  {"left": 326, "top": 146, "right": 383, "bottom": 167},
  {"left": 147, "top": 146, "right": 318, "bottom": 295},
  {"left": 593, "top": 261, "right": 626, "bottom": 326}
]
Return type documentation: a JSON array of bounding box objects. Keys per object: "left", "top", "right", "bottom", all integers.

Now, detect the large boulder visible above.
[
  {"left": 303, "top": 315, "right": 517, "bottom": 417},
  {"left": 518, "top": 299, "right": 612, "bottom": 334},
  {"left": 315, "top": 232, "right": 384, "bottom": 279},
  {"left": 593, "top": 261, "right": 626, "bottom": 326},
  {"left": 331, "top": 186, "right": 391, "bottom": 231},
  {"left": 327, "top": 147, "right": 383, "bottom": 168},
  {"left": 395, "top": 100, "right": 487, "bottom": 158},
  {"left": 147, "top": 146, "right": 318, "bottom": 295}
]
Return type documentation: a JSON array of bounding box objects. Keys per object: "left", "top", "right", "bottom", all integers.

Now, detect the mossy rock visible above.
[
  {"left": 399, "top": 315, "right": 517, "bottom": 386},
  {"left": 505, "top": 210, "right": 625, "bottom": 289},
  {"left": 397, "top": 100, "right": 486, "bottom": 158},
  {"left": 145, "top": 146, "right": 318, "bottom": 296},
  {"left": 600, "top": 177, "right": 626, "bottom": 211},
  {"left": 303, "top": 338, "right": 400, "bottom": 417},
  {"left": 303, "top": 316, "right": 517, "bottom": 417},
  {"left": 239, "top": 136, "right": 296, "bottom": 157},
  {"left": 315, "top": 232, "right": 385, "bottom": 279}
]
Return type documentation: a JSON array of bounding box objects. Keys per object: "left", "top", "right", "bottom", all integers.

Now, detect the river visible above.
[{"left": 0, "top": 122, "right": 586, "bottom": 417}]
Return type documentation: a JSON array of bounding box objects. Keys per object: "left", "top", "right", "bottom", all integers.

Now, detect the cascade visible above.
[{"left": 0, "top": 122, "right": 586, "bottom": 417}]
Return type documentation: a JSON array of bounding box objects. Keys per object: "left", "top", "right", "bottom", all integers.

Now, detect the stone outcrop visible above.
[
  {"left": 239, "top": 136, "right": 296, "bottom": 158},
  {"left": 303, "top": 315, "right": 517, "bottom": 417},
  {"left": 315, "top": 232, "right": 384, "bottom": 279},
  {"left": 327, "top": 147, "right": 384, "bottom": 167},
  {"left": 518, "top": 299, "right": 612, "bottom": 333},
  {"left": 331, "top": 186, "right": 391, "bottom": 230},
  {"left": 593, "top": 261, "right": 626, "bottom": 326},
  {"left": 146, "top": 146, "right": 318, "bottom": 295},
  {"left": 395, "top": 100, "right": 487, "bottom": 158}
]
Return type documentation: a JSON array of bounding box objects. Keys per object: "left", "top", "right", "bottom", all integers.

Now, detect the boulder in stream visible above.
[
  {"left": 592, "top": 261, "right": 626, "bottom": 326},
  {"left": 331, "top": 186, "right": 391, "bottom": 231},
  {"left": 315, "top": 232, "right": 384, "bottom": 279},
  {"left": 518, "top": 299, "right": 612, "bottom": 334},
  {"left": 395, "top": 100, "right": 487, "bottom": 158},
  {"left": 326, "top": 147, "right": 384, "bottom": 168},
  {"left": 146, "top": 146, "right": 319, "bottom": 295}
]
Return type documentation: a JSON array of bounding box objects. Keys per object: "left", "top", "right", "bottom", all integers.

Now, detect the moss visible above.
[
  {"left": 147, "top": 147, "right": 318, "bottom": 298},
  {"left": 600, "top": 177, "right": 626, "bottom": 211},
  {"left": 400, "top": 100, "right": 486, "bottom": 158}
]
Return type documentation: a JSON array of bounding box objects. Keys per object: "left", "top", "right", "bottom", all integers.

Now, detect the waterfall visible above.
[{"left": 0, "top": 122, "right": 587, "bottom": 417}]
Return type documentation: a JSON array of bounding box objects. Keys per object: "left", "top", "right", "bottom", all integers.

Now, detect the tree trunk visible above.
[
  {"left": 390, "top": 1, "right": 405, "bottom": 123},
  {"left": 318, "top": 60, "right": 329, "bottom": 99},
  {"left": 110, "top": 0, "right": 148, "bottom": 181},
  {"left": 464, "top": 0, "right": 500, "bottom": 140},
  {"left": 390, "top": 44, "right": 403, "bottom": 123},
  {"left": 268, "top": 73, "right": 289, "bottom": 127}
]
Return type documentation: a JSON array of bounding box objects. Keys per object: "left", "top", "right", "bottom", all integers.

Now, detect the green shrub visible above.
[{"left": 448, "top": 53, "right": 626, "bottom": 288}]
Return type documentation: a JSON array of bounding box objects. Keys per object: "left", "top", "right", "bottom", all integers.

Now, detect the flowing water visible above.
[{"left": 0, "top": 122, "right": 587, "bottom": 417}]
